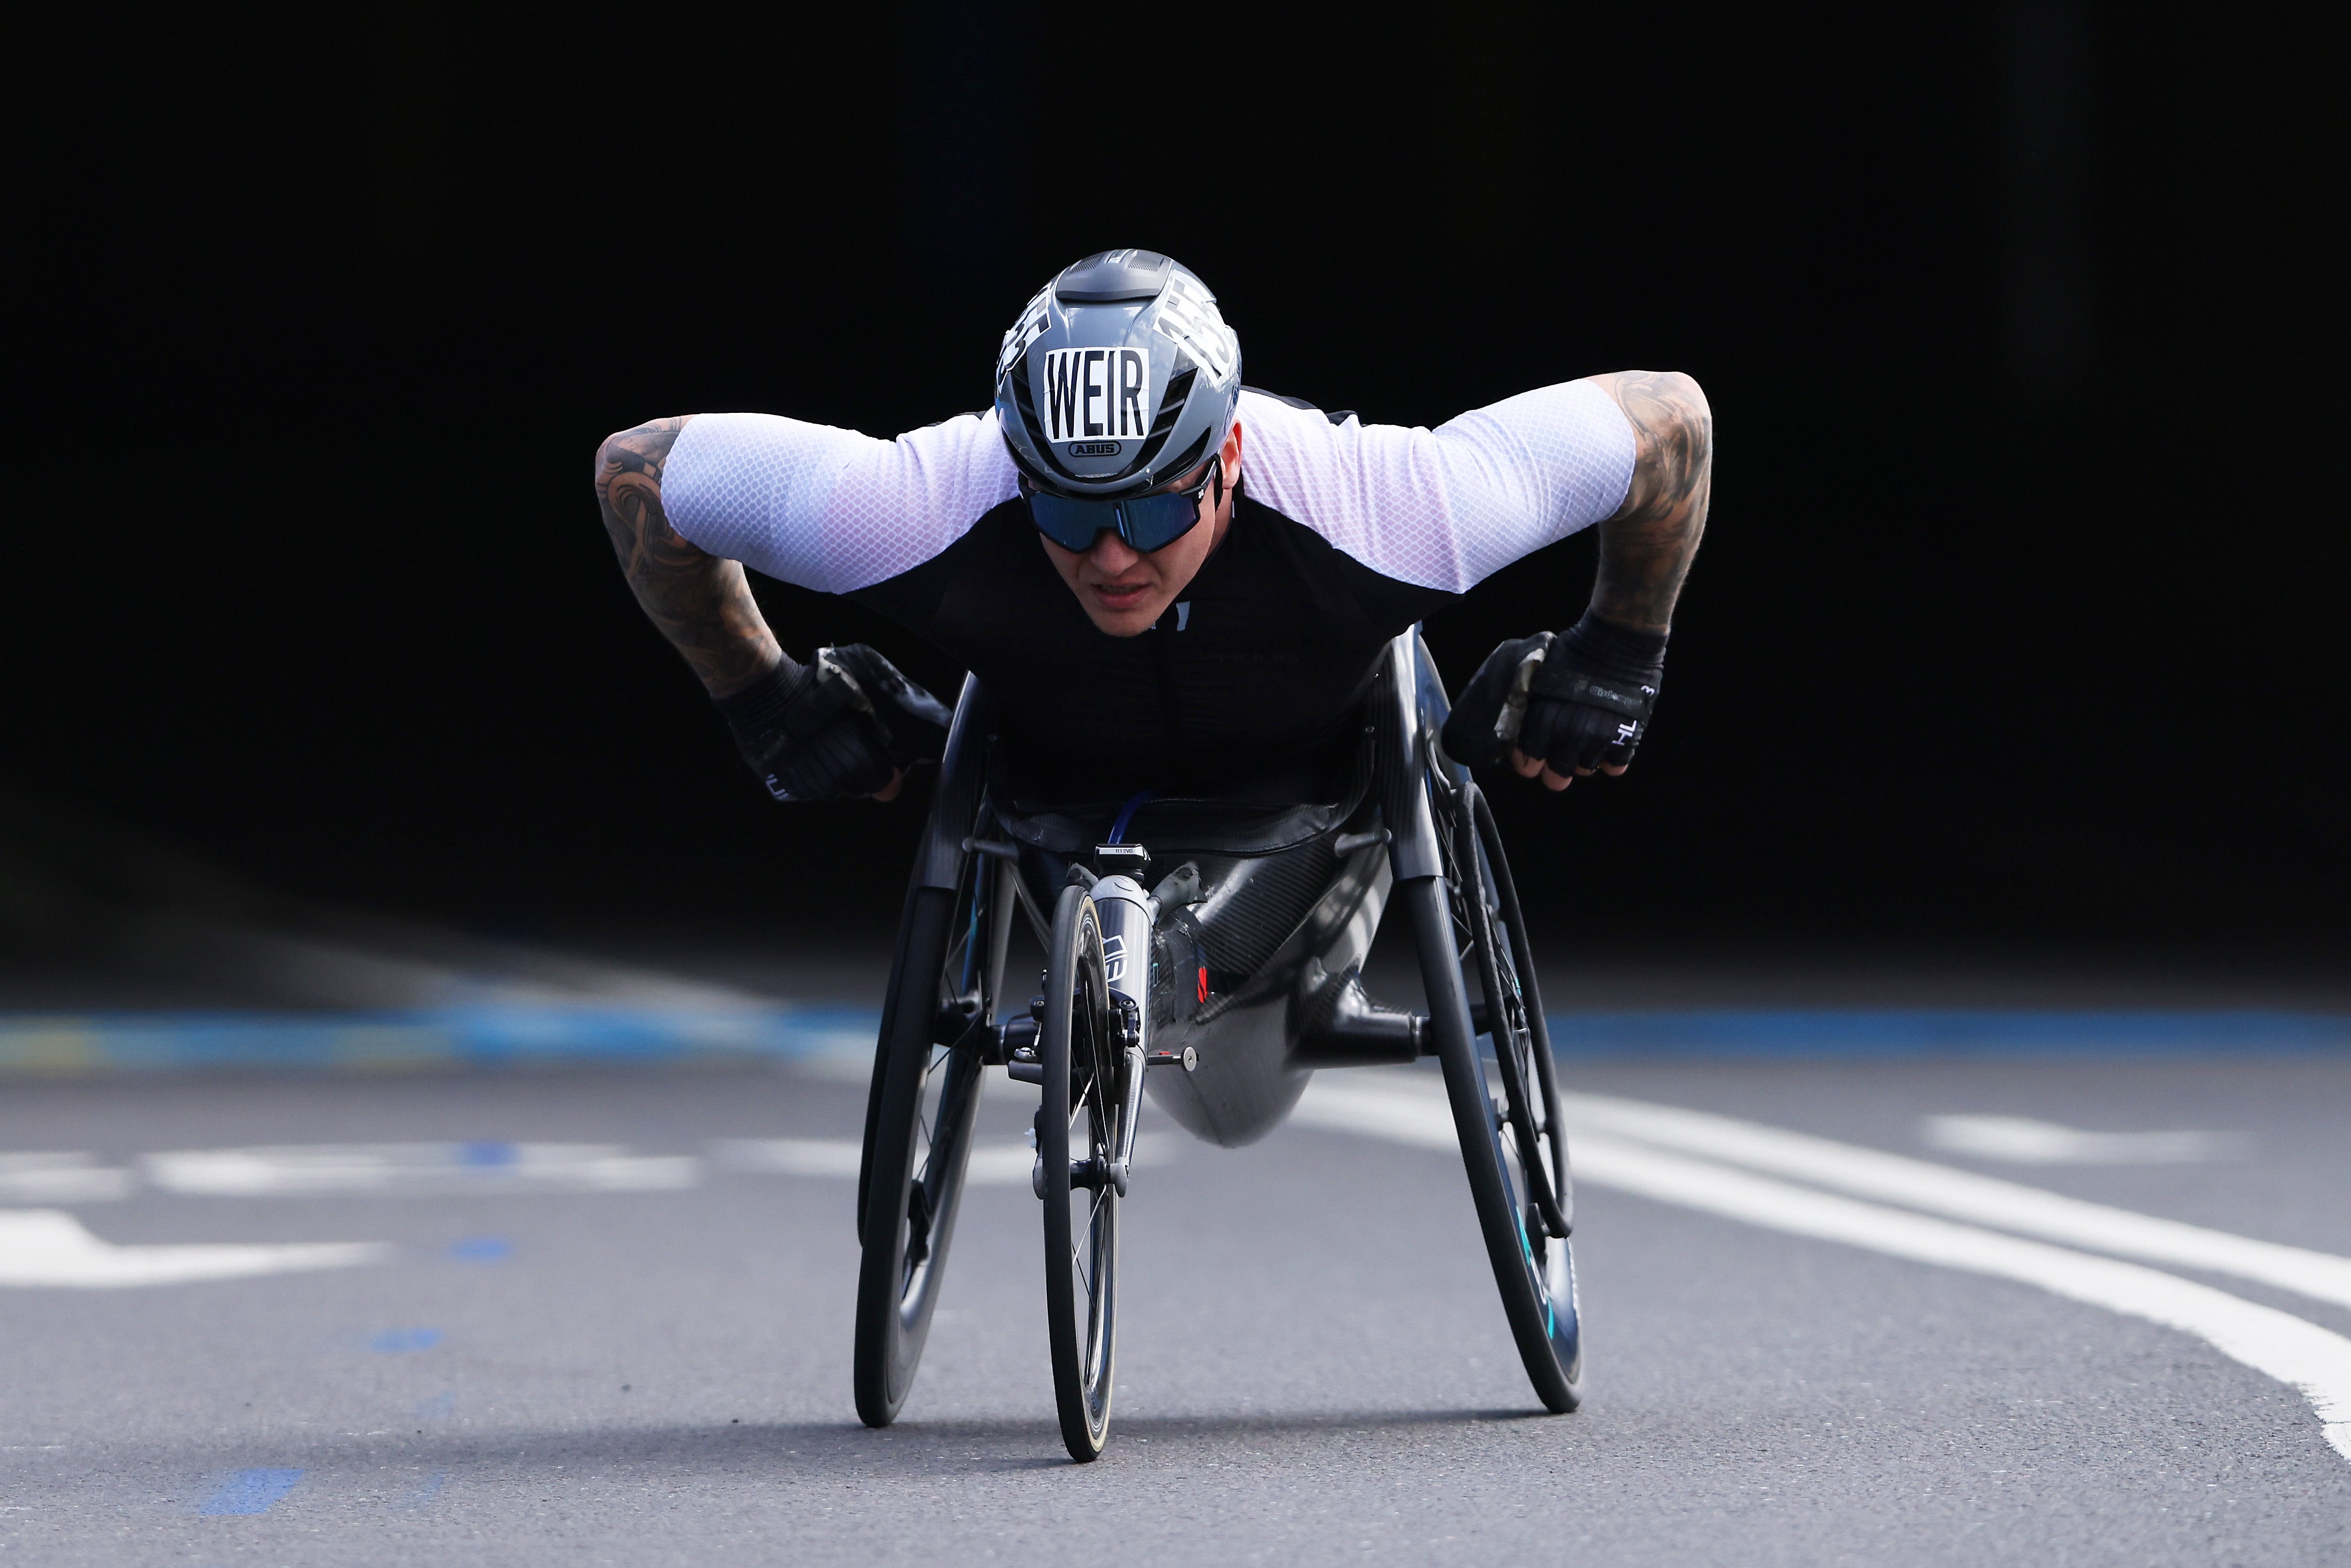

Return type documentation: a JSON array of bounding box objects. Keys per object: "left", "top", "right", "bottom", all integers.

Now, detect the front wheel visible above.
[{"left": 1038, "top": 884, "right": 1122, "bottom": 1461}]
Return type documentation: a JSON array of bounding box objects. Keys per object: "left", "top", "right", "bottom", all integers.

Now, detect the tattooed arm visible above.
[
  {"left": 593, "top": 417, "right": 783, "bottom": 697},
  {"left": 1506, "top": 371, "right": 1711, "bottom": 787},
  {"left": 1585, "top": 370, "right": 1713, "bottom": 635},
  {"left": 596, "top": 418, "right": 905, "bottom": 801}
]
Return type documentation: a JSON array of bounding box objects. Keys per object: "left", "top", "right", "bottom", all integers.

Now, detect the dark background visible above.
[{"left": 16, "top": 4, "right": 2345, "bottom": 961}]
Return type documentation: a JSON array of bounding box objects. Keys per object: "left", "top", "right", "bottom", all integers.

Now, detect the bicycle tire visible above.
[
  {"left": 1408, "top": 862, "right": 1583, "bottom": 1413},
  {"left": 1458, "top": 782, "right": 1573, "bottom": 1241},
  {"left": 1038, "top": 883, "right": 1122, "bottom": 1461},
  {"left": 1467, "top": 789, "right": 1580, "bottom": 1241},
  {"left": 853, "top": 862, "right": 999, "bottom": 1428}
]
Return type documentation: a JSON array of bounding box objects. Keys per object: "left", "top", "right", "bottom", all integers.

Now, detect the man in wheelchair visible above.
[{"left": 596, "top": 250, "right": 1710, "bottom": 1455}]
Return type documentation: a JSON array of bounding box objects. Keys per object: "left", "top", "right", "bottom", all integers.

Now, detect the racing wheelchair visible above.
[{"left": 851, "top": 630, "right": 1579, "bottom": 1461}]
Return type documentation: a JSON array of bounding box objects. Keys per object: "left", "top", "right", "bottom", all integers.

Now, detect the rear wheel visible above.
[
  {"left": 1038, "top": 884, "right": 1122, "bottom": 1461},
  {"left": 1408, "top": 772, "right": 1582, "bottom": 1413},
  {"left": 1459, "top": 783, "right": 1573, "bottom": 1245},
  {"left": 853, "top": 853, "right": 1006, "bottom": 1428}
]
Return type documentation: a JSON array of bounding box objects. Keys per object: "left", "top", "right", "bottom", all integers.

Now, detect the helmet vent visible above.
[{"left": 1055, "top": 249, "right": 1176, "bottom": 304}]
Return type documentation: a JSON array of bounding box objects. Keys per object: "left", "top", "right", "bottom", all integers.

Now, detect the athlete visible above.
[{"left": 594, "top": 250, "right": 1710, "bottom": 819}]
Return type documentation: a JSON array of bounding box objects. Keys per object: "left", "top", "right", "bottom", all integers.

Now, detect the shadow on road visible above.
[{"left": 18, "top": 1407, "right": 1565, "bottom": 1491}]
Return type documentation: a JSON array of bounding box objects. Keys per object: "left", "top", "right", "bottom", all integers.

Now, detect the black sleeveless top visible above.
[{"left": 851, "top": 488, "right": 1453, "bottom": 806}]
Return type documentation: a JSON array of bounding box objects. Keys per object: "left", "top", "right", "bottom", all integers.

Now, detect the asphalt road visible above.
[{"left": 4, "top": 1052, "right": 2349, "bottom": 1566}]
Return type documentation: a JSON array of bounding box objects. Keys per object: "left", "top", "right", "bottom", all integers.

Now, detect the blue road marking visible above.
[
  {"left": 0, "top": 1004, "right": 881, "bottom": 1075},
  {"left": 458, "top": 1141, "right": 518, "bottom": 1167},
  {"left": 1, "top": 1005, "right": 2343, "bottom": 1074},
  {"left": 198, "top": 1468, "right": 303, "bottom": 1515},
  {"left": 448, "top": 1235, "right": 513, "bottom": 1262},
  {"left": 369, "top": 1328, "right": 443, "bottom": 1353}
]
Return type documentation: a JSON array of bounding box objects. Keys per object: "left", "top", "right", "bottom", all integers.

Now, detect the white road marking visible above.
[
  {"left": 712, "top": 1134, "right": 1175, "bottom": 1186},
  {"left": 0, "top": 1154, "right": 135, "bottom": 1203},
  {"left": 1921, "top": 1113, "right": 2249, "bottom": 1164},
  {"left": 1557, "top": 1091, "right": 2351, "bottom": 1311},
  {"left": 790, "top": 1053, "right": 881, "bottom": 1087},
  {"left": 142, "top": 1144, "right": 701, "bottom": 1197},
  {"left": 711, "top": 1139, "right": 865, "bottom": 1178},
  {"left": 713, "top": 1138, "right": 1036, "bottom": 1185},
  {"left": 1291, "top": 1077, "right": 2351, "bottom": 1466},
  {"left": 0, "top": 1209, "right": 388, "bottom": 1288}
]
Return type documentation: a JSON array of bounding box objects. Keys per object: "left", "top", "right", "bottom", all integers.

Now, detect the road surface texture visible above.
[{"left": 4, "top": 1047, "right": 2348, "bottom": 1566}]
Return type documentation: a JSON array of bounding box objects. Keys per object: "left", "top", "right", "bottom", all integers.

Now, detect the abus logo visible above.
[
  {"left": 1041, "top": 347, "right": 1151, "bottom": 445},
  {"left": 1068, "top": 441, "right": 1121, "bottom": 456}
]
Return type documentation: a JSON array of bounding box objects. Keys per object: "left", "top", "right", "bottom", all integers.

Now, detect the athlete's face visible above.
[{"left": 1039, "top": 420, "right": 1244, "bottom": 637}]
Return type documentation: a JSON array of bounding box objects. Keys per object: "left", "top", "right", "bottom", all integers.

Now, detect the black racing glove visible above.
[
  {"left": 1440, "top": 615, "right": 1667, "bottom": 775},
  {"left": 712, "top": 644, "right": 951, "bottom": 803},
  {"left": 1520, "top": 616, "right": 1666, "bottom": 773}
]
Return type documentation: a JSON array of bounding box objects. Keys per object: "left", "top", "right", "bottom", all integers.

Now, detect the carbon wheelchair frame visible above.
[{"left": 851, "top": 630, "right": 1580, "bottom": 1461}]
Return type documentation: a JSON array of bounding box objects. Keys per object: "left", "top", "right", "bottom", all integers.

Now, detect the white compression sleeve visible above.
[
  {"left": 662, "top": 409, "right": 1018, "bottom": 593},
  {"left": 1238, "top": 380, "right": 1637, "bottom": 593}
]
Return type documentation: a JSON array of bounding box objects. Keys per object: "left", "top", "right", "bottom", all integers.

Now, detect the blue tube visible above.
[{"left": 1106, "top": 790, "right": 1159, "bottom": 845}]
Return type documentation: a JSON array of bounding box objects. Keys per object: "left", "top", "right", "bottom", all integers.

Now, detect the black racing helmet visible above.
[{"left": 993, "top": 250, "right": 1242, "bottom": 500}]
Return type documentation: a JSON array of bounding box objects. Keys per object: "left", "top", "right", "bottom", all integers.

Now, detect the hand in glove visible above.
[
  {"left": 1438, "top": 614, "right": 1666, "bottom": 790},
  {"left": 712, "top": 644, "right": 950, "bottom": 803}
]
